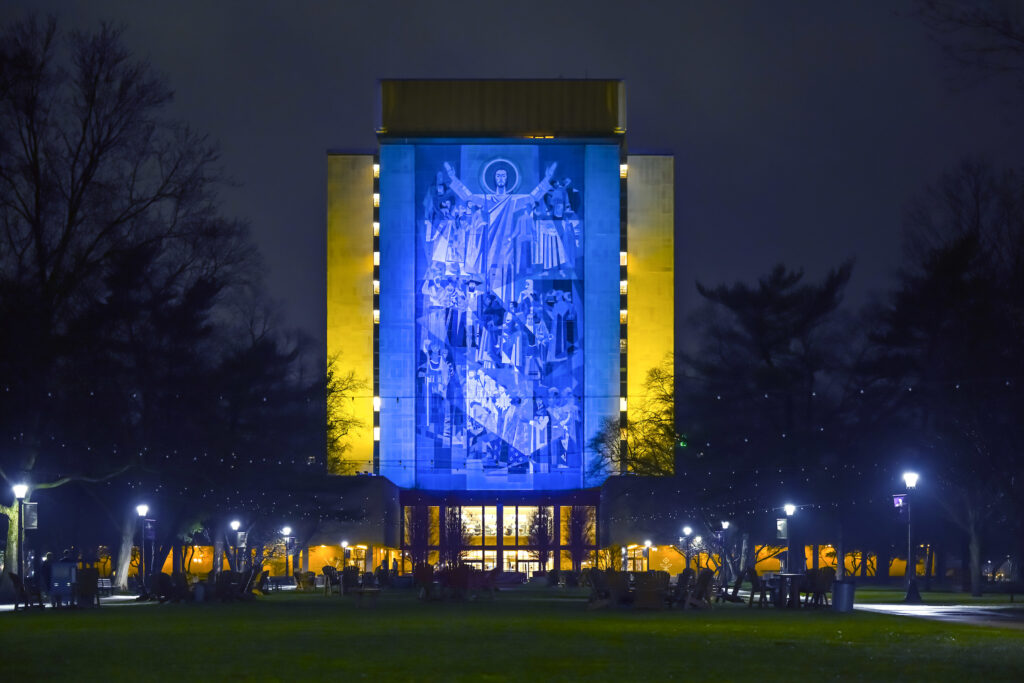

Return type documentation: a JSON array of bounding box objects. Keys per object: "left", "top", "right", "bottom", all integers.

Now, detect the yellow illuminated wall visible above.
[
  {"left": 326, "top": 154, "right": 375, "bottom": 473},
  {"left": 626, "top": 155, "right": 674, "bottom": 472}
]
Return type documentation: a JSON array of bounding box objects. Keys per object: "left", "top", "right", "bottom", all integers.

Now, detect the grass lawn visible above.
[{"left": 3, "top": 589, "right": 1023, "bottom": 681}]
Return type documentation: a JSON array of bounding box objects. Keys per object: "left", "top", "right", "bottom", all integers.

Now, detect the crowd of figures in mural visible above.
[{"left": 415, "top": 149, "right": 586, "bottom": 488}]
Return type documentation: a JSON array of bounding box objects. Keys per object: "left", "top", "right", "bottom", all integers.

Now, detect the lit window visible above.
[
  {"left": 619, "top": 280, "right": 627, "bottom": 295},
  {"left": 619, "top": 309, "right": 628, "bottom": 324},
  {"left": 373, "top": 427, "right": 380, "bottom": 441},
  {"left": 619, "top": 163, "right": 628, "bottom": 179},
  {"left": 620, "top": 251, "right": 627, "bottom": 266},
  {"left": 620, "top": 397, "right": 627, "bottom": 412},
  {"left": 373, "top": 221, "right": 380, "bottom": 236},
  {"left": 373, "top": 251, "right": 380, "bottom": 266},
  {"left": 373, "top": 309, "right": 380, "bottom": 324},
  {"left": 372, "top": 193, "right": 380, "bottom": 207},
  {"left": 373, "top": 396, "right": 381, "bottom": 412},
  {"left": 373, "top": 279, "right": 380, "bottom": 295},
  {"left": 372, "top": 163, "right": 380, "bottom": 178}
]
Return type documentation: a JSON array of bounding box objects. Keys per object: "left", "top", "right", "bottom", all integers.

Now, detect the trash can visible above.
[{"left": 832, "top": 579, "right": 856, "bottom": 612}]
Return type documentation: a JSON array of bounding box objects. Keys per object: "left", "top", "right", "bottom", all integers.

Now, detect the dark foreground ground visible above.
[{"left": 2, "top": 588, "right": 1023, "bottom": 681}]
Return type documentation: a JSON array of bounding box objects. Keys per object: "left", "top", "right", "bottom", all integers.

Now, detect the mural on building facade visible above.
[{"left": 414, "top": 144, "right": 585, "bottom": 489}]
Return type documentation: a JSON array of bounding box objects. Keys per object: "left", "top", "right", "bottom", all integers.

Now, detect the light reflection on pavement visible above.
[{"left": 856, "top": 603, "right": 1024, "bottom": 629}]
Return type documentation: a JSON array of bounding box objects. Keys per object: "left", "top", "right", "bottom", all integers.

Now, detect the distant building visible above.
[{"left": 325, "top": 80, "right": 674, "bottom": 575}]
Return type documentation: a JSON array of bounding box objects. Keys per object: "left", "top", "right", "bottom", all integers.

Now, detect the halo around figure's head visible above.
[{"left": 481, "top": 158, "right": 520, "bottom": 194}]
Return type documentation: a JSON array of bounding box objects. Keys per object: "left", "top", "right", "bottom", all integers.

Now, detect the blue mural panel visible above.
[{"left": 381, "top": 140, "right": 617, "bottom": 491}]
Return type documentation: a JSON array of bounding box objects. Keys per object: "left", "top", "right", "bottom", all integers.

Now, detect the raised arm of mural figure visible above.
[
  {"left": 529, "top": 162, "right": 558, "bottom": 202},
  {"left": 444, "top": 162, "right": 486, "bottom": 205}
]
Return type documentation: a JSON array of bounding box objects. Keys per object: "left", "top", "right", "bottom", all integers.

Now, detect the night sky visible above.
[{"left": 5, "top": 1, "right": 1023, "bottom": 345}]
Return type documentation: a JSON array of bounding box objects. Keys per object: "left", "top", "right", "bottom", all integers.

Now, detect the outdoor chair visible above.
[
  {"left": 413, "top": 563, "right": 435, "bottom": 600},
  {"left": 216, "top": 570, "right": 244, "bottom": 601},
  {"left": 684, "top": 568, "right": 714, "bottom": 609},
  {"left": 715, "top": 572, "right": 746, "bottom": 604},
  {"left": 322, "top": 566, "right": 341, "bottom": 595},
  {"left": 746, "top": 568, "right": 771, "bottom": 608},
  {"left": 75, "top": 567, "right": 101, "bottom": 607},
  {"left": 586, "top": 568, "right": 612, "bottom": 609},
  {"left": 605, "top": 569, "right": 634, "bottom": 607},
  {"left": 801, "top": 568, "right": 819, "bottom": 606},
  {"left": 633, "top": 571, "right": 669, "bottom": 610},
  {"left": 810, "top": 566, "right": 836, "bottom": 607},
  {"left": 8, "top": 572, "right": 44, "bottom": 611},
  {"left": 469, "top": 567, "right": 498, "bottom": 600},
  {"left": 669, "top": 568, "right": 695, "bottom": 608},
  {"left": 297, "top": 571, "right": 316, "bottom": 591}
]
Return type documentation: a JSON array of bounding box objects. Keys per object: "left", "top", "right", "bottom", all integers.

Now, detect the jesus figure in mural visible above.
[{"left": 443, "top": 161, "right": 557, "bottom": 305}]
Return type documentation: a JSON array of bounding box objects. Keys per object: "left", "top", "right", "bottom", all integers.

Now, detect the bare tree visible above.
[
  {"left": 0, "top": 16, "right": 264, "bottom": 574},
  {"left": 564, "top": 505, "right": 595, "bottom": 573},
  {"left": 588, "top": 354, "right": 677, "bottom": 478},
  {"left": 914, "top": 0, "right": 1024, "bottom": 99},
  {"left": 438, "top": 506, "right": 469, "bottom": 569},
  {"left": 527, "top": 506, "right": 555, "bottom": 572},
  {"left": 404, "top": 505, "right": 431, "bottom": 569},
  {"left": 325, "top": 353, "right": 366, "bottom": 475}
]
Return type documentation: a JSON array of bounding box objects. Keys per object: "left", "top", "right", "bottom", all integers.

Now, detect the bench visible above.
[{"left": 97, "top": 577, "right": 113, "bottom": 597}]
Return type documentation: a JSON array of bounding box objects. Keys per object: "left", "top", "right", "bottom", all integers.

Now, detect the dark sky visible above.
[{"left": 5, "top": 1, "right": 1023, "bottom": 346}]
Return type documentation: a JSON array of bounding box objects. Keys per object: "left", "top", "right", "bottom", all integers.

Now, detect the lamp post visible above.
[
  {"left": 681, "top": 526, "right": 693, "bottom": 570},
  {"left": 12, "top": 484, "right": 28, "bottom": 578},
  {"left": 693, "top": 536, "right": 703, "bottom": 569},
  {"left": 281, "top": 526, "right": 293, "bottom": 578},
  {"left": 902, "top": 471, "right": 922, "bottom": 604},
  {"left": 230, "top": 520, "right": 241, "bottom": 570},
  {"left": 719, "top": 521, "right": 730, "bottom": 584},
  {"left": 783, "top": 504, "right": 796, "bottom": 572},
  {"left": 644, "top": 540, "right": 652, "bottom": 572},
  {"left": 341, "top": 540, "right": 350, "bottom": 567},
  {"left": 135, "top": 504, "right": 149, "bottom": 597}
]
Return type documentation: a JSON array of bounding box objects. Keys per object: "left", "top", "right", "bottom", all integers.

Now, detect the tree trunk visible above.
[
  {"left": 969, "top": 526, "right": 983, "bottom": 597},
  {"left": 2, "top": 503, "right": 18, "bottom": 575},
  {"left": 114, "top": 508, "right": 136, "bottom": 590},
  {"left": 835, "top": 527, "right": 845, "bottom": 581},
  {"left": 739, "top": 533, "right": 750, "bottom": 573},
  {"left": 877, "top": 548, "right": 891, "bottom": 582},
  {"left": 924, "top": 545, "right": 935, "bottom": 591}
]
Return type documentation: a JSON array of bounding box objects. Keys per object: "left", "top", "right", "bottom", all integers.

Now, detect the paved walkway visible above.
[
  {"left": 856, "top": 603, "right": 1024, "bottom": 629},
  {"left": 0, "top": 594, "right": 144, "bottom": 613}
]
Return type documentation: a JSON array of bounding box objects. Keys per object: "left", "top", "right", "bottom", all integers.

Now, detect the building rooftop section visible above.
[{"left": 377, "top": 79, "right": 626, "bottom": 138}]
